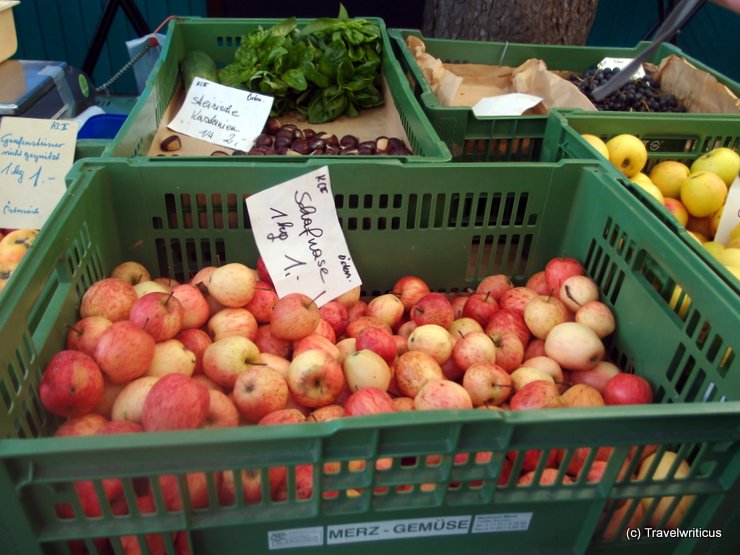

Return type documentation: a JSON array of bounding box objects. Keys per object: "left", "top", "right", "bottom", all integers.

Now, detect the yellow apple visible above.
[
  {"left": 680, "top": 171, "right": 727, "bottom": 218},
  {"left": 637, "top": 451, "right": 694, "bottom": 529},
  {"left": 726, "top": 238, "right": 740, "bottom": 249},
  {"left": 632, "top": 178, "right": 665, "bottom": 205},
  {"left": 686, "top": 230, "right": 707, "bottom": 244},
  {"left": 0, "top": 228, "right": 39, "bottom": 263},
  {"left": 669, "top": 285, "right": 691, "bottom": 318},
  {"left": 606, "top": 134, "right": 647, "bottom": 178},
  {"left": 717, "top": 247, "right": 740, "bottom": 268},
  {"left": 724, "top": 266, "right": 740, "bottom": 281},
  {"left": 702, "top": 241, "right": 725, "bottom": 258},
  {"left": 690, "top": 147, "right": 740, "bottom": 187},
  {"left": 709, "top": 207, "right": 723, "bottom": 238},
  {"left": 581, "top": 134, "right": 609, "bottom": 159},
  {"left": 649, "top": 160, "right": 691, "bottom": 199},
  {"left": 0, "top": 261, "right": 19, "bottom": 293}
]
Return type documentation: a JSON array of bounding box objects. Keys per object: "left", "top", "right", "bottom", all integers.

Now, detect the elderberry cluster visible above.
[{"left": 570, "top": 67, "right": 687, "bottom": 113}]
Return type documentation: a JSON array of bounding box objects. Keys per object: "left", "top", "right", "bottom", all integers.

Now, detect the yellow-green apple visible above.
[
  {"left": 207, "top": 307, "right": 258, "bottom": 341},
  {"left": 509, "top": 380, "right": 563, "bottom": 410},
  {"left": 487, "top": 330, "right": 524, "bottom": 372},
  {"left": 366, "top": 293, "right": 405, "bottom": 329},
  {"left": 80, "top": 277, "right": 137, "bottom": 322},
  {"left": 392, "top": 350, "right": 444, "bottom": 398},
  {"left": 525, "top": 270, "right": 550, "bottom": 295},
  {"left": 91, "top": 379, "right": 126, "bottom": 419},
  {"left": 568, "top": 360, "right": 620, "bottom": 393},
  {"left": 475, "top": 273, "right": 513, "bottom": 300},
  {"left": 521, "top": 356, "right": 563, "bottom": 387},
  {"left": 232, "top": 366, "right": 289, "bottom": 422},
  {"left": 254, "top": 324, "right": 293, "bottom": 359},
  {"left": 207, "top": 262, "right": 256, "bottom": 307},
  {"left": 391, "top": 397, "right": 416, "bottom": 412},
  {"left": 243, "top": 281, "right": 278, "bottom": 324},
  {"left": 307, "top": 404, "right": 345, "bottom": 422},
  {"left": 649, "top": 160, "right": 691, "bottom": 199},
  {"left": 411, "top": 292, "right": 455, "bottom": 328},
  {"left": 54, "top": 413, "right": 108, "bottom": 437},
  {"left": 680, "top": 171, "right": 728, "bottom": 218},
  {"left": 333, "top": 285, "right": 361, "bottom": 307},
  {"left": 175, "top": 328, "right": 213, "bottom": 374},
  {"left": 294, "top": 333, "right": 340, "bottom": 361},
  {"left": 499, "top": 286, "right": 538, "bottom": 316},
  {"left": 524, "top": 295, "right": 570, "bottom": 340},
  {"left": 111, "top": 376, "right": 159, "bottom": 423},
  {"left": 344, "top": 386, "right": 396, "bottom": 416},
  {"left": 448, "top": 317, "right": 484, "bottom": 338},
  {"left": 461, "top": 292, "right": 499, "bottom": 327},
  {"left": 129, "top": 291, "right": 184, "bottom": 342},
  {"left": 258, "top": 407, "right": 306, "bottom": 425},
  {"left": 94, "top": 321, "right": 156, "bottom": 383},
  {"left": 392, "top": 275, "right": 431, "bottom": 311},
  {"left": 110, "top": 260, "right": 151, "bottom": 285},
  {"left": 517, "top": 468, "right": 573, "bottom": 486},
  {"left": 271, "top": 292, "right": 321, "bottom": 341},
  {"left": 171, "top": 283, "right": 210, "bottom": 329},
  {"left": 145, "top": 339, "right": 196, "bottom": 378},
  {"left": 605, "top": 134, "right": 647, "bottom": 178},
  {"left": 408, "top": 323, "right": 454, "bottom": 364},
  {"left": 313, "top": 318, "right": 337, "bottom": 343},
  {"left": 636, "top": 451, "right": 694, "bottom": 528},
  {"left": 462, "top": 362, "right": 513, "bottom": 407},
  {"left": 335, "top": 337, "right": 357, "bottom": 363},
  {"left": 544, "top": 322, "right": 605, "bottom": 372},
  {"left": 451, "top": 331, "right": 496, "bottom": 370},
  {"left": 485, "top": 308, "right": 531, "bottom": 347},
  {"left": 133, "top": 280, "right": 170, "bottom": 297},
  {"left": 202, "top": 335, "right": 261, "bottom": 388},
  {"left": 544, "top": 257, "right": 586, "bottom": 297},
  {"left": 141, "top": 373, "right": 210, "bottom": 431},
  {"left": 319, "top": 300, "right": 349, "bottom": 338},
  {"left": 354, "top": 326, "right": 397, "bottom": 364},
  {"left": 603, "top": 373, "right": 653, "bottom": 405},
  {"left": 559, "top": 275, "right": 600, "bottom": 312},
  {"left": 0, "top": 228, "right": 38, "bottom": 263},
  {"left": 0, "top": 261, "right": 18, "bottom": 292},
  {"left": 690, "top": 147, "right": 740, "bottom": 187},
  {"left": 65, "top": 316, "right": 112, "bottom": 358},
  {"left": 415, "top": 379, "right": 473, "bottom": 410},
  {"left": 560, "top": 383, "right": 605, "bottom": 407},
  {"left": 575, "top": 300, "right": 616, "bottom": 338},
  {"left": 287, "top": 349, "right": 345, "bottom": 408},
  {"left": 510, "top": 366, "right": 555, "bottom": 390},
  {"left": 343, "top": 349, "right": 392, "bottom": 392}
]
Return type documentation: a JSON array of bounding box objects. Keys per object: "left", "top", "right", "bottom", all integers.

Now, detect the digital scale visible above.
[{"left": 0, "top": 59, "right": 96, "bottom": 119}]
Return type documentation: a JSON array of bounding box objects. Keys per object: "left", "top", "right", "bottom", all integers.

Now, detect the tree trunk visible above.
[{"left": 422, "top": 0, "right": 600, "bottom": 45}]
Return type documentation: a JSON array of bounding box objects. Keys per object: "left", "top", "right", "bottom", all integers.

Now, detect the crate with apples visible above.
[{"left": 0, "top": 159, "right": 738, "bottom": 555}]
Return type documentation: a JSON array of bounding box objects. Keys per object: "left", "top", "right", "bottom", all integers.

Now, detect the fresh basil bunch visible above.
[{"left": 219, "top": 6, "right": 384, "bottom": 124}]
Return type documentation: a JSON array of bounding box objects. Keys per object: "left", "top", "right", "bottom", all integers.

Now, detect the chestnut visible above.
[
  {"left": 264, "top": 117, "right": 281, "bottom": 135},
  {"left": 291, "top": 138, "right": 311, "bottom": 155},
  {"left": 255, "top": 133, "right": 273, "bottom": 147},
  {"left": 160, "top": 134, "right": 182, "bottom": 152},
  {"left": 340, "top": 134, "right": 358, "bottom": 149}
]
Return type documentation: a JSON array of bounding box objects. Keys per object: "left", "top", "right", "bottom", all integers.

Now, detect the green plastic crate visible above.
[
  {"left": 389, "top": 28, "right": 740, "bottom": 162},
  {"left": 541, "top": 110, "right": 740, "bottom": 294},
  {"left": 1, "top": 160, "right": 738, "bottom": 555},
  {"left": 75, "top": 139, "right": 109, "bottom": 161},
  {"left": 105, "top": 17, "right": 450, "bottom": 163}
]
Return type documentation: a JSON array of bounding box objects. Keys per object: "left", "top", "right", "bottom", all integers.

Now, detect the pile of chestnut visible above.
[{"left": 247, "top": 118, "right": 414, "bottom": 156}]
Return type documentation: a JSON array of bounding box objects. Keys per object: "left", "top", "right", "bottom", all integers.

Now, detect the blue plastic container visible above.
[{"left": 77, "top": 113, "right": 126, "bottom": 139}]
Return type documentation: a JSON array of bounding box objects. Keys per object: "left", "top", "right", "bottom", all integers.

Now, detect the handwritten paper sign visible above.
[
  {"left": 246, "top": 167, "right": 361, "bottom": 307},
  {"left": 714, "top": 176, "right": 740, "bottom": 244},
  {"left": 0, "top": 117, "right": 78, "bottom": 229},
  {"left": 597, "top": 57, "right": 646, "bottom": 79},
  {"left": 168, "top": 77, "right": 273, "bottom": 151}
]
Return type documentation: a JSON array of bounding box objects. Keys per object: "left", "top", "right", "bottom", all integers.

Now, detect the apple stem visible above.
[
  {"left": 563, "top": 285, "right": 580, "bottom": 307},
  {"left": 165, "top": 291, "right": 176, "bottom": 307},
  {"left": 65, "top": 323, "right": 83, "bottom": 336}
]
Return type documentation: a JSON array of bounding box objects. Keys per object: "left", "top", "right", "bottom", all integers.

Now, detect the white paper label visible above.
[
  {"left": 246, "top": 166, "right": 361, "bottom": 306},
  {"left": 472, "top": 512, "right": 533, "bottom": 533},
  {"left": 472, "top": 93, "right": 543, "bottom": 117},
  {"left": 267, "top": 526, "right": 323, "bottom": 550},
  {"left": 0, "top": 117, "right": 78, "bottom": 228},
  {"left": 714, "top": 175, "right": 740, "bottom": 244},
  {"left": 168, "top": 77, "right": 273, "bottom": 150},
  {"left": 326, "top": 516, "right": 473, "bottom": 545},
  {"left": 597, "top": 57, "right": 645, "bottom": 79}
]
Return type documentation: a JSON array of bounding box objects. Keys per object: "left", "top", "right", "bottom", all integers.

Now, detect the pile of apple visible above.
[
  {"left": 0, "top": 228, "right": 39, "bottom": 294},
  {"left": 39, "top": 255, "right": 694, "bottom": 546},
  {"left": 582, "top": 134, "right": 740, "bottom": 282}
]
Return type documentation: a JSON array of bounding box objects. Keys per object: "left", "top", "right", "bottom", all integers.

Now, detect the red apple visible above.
[
  {"left": 141, "top": 374, "right": 210, "bottom": 431},
  {"left": 462, "top": 362, "right": 513, "bottom": 407},
  {"left": 294, "top": 333, "right": 340, "bottom": 361},
  {"left": 488, "top": 330, "right": 525, "bottom": 373},
  {"left": 575, "top": 300, "right": 616, "bottom": 339},
  {"left": 256, "top": 256, "right": 272, "bottom": 285},
  {"left": 391, "top": 397, "right": 416, "bottom": 412},
  {"left": 476, "top": 274, "right": 513, "bottom": 300},
  {"left": 392, "top": 275, "right": 431, "bottom": 312},
  {"left": 561, "top": 383, "right": 605, "bottom": 407},
  {"left": 258, "top": 408, "right": 306, "bottom": 426},
  {"left": 171, "top": 283, "right": 210, "bottom": 329},
  {"left": 355, "top": 326, "right": 397, "bottom": 365},
  {"left": 525, "top": 271, "right": 550, "bottom": 295},
  {"left": 411, "top": 292, "right": 454, "bottom": 329},
  {"left": 91, "top": 379, "right": 126, "bottom": 419},
  {"left": 523, "top": 338, "right": 547, "bottom": 359},
  {"left": 461, "top": 292, "right": 499, "bottom": 327},
  {"left": 97, "top": 420, "right": 144, "bottom": 435},
  {"left": 559, "top": 275, "right": 599, "bottom": 313},
  {"left": 450, "top": 294, "right": 469, "bottom": 319},
  {"left": 307, "top": 404, "right": 345, "bottom": 422},
  {"left": 232, "top": 366, "right": 288, "bottom": 422},
  {"left": 129, "top": 291, "right": 184, "bottom": 342},
  {"left": 220, "top": 466, "right": 285, "bottom": 505},
  {"left": 343, "top": 387, "right": 396, "bottom": 416},
  {"left": 190, "top": 265, "right": 216, "bottom": 288},
  {"left": 65, "top": 316, "right": 112, "bottom": 358},
  {"left": 158, "top": 471, "right": 220, "bottom": 511},
  {"left": 346, "top": 299, "right": 368, "bottom": 321},
  {"left": 509, "top": 380, "right": 563, "bottom": 410},
  {"left": 270, "top": 293, "right": 321, "bottom": 341},
  {"left": 175, "top": 328, "right": 213, "bottom": 374},
  {"left": 499, "top": 287, "right": 538, "bottom": 316},
  {"left": 94, "top": 321, "right": 156, "bottom": 383},
  {"left": 207, "top": 307, "right": 258, "bottom": 342},
  {"left": 79, "top": 277, "right": 137, "bottom": 322},
  {"left": 54, "top": 413, "right": 108, "bottom": 437},
  {"left": 485, "top": 308, "right": 531, "bottom": 347},
  {"left": 207, "top": 262, "right": 256, "bottom": 307},
  {"left": 392, "top": 350, "right": 444, "bottom": 398},
  {"left": 415, "top": 379, "right": 473, "bottom": 410},
  {"left": 244, "top": 281, "right": 278, "bottom": 324},
  {"left": 345, "top": 315, "right": 392, "bottom": 339},
  {"left": 517, "top": 468, "right": 573, "bottom": 486},
  {"left": 603, "top": 373, "right": 653, "bottom": 405},
  {"left": 287, "top": 349, "right": 345, "bottom": 408},
  {"left": 319, "top": 300, "right": 349, "bottom": 338},
  {"left": 544, "top": 257, "right": 585, "bottom": 297},
  {"left": 452, "top": 331, "right": 496, "bottom": 370},
  {"left": 254, "top": 324, "right": 293, "bottom": 359},
  {"left": 569, "top": 361, "right": 620, "bottom": 393}
]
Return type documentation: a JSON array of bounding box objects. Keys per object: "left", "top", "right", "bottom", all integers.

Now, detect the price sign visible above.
[
  {"left": 714, "top": 175, "right": 740, "bottom": 244},
  {"left": 0, "top": 117, "right": 78, "bottom": 229},
  {"left": 168, "top": 77, "right": 273, "bottom": 151},
  {"left": 597, "top": 57, "right": 646, "bottom": 80},
  {"left": 246, "top": 167, "right": 361, "bottom": 307}
]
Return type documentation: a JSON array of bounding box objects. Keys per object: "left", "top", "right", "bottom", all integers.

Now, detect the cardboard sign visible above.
[
  {"left": 0, "top": 117, "right": 77, "bottom": 228},
  {"left": 246, "top": 167, "right": 361, "bottom": 306},
  {"left": 714, "top": 176, "right": 740, "bottom": 244},
  {"left": 168, "top": 77, "right": 273, "bottom": 151},
  {"left": 597, "top": 57, "right": 646, "bottom": 79}
]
